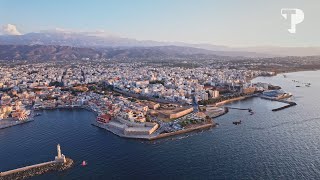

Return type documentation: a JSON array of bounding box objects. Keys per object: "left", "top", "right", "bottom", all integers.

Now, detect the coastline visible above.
[
  {"left": 36, "top": 105, "right": 221, "bottom": 140},
  {"left": 252, "top": 69, "right": 320, "bottom": 81}
]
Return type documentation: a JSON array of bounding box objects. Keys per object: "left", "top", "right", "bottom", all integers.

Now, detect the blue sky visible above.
[{"left": 0, "top": 0, "right": 319, "bottom": 47}]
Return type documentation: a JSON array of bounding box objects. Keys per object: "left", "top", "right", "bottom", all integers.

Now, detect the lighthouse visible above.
[{"left": 55, "top": 144, "right": 66, "bottom": 163}]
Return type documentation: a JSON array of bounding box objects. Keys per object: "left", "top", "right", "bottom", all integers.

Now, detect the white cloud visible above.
[{"left": 1, "top": 24, "right": 22, "bottom": 35}]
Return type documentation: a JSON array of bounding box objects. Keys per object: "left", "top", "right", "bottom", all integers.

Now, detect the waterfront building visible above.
[{"left": 97, "top": 114, "right": 112, "bottom": 124}]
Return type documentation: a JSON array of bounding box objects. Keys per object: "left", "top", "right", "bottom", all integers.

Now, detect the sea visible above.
[{"left": 1, "top": 70, "right": 320, "bottom": 179}]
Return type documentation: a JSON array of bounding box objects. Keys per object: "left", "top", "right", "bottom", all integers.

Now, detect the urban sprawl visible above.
[{"left": 0, "top": 61, "right": 290, "bottom": 139}]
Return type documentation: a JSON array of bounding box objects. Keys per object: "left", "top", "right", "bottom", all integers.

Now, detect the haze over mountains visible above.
[{"left": 1, "top": 29, "right": 320, "bottom": 60}]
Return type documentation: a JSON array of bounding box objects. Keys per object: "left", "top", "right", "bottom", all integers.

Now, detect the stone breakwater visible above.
[
  {"left": 0, "top": 119, "right": 34, "bottom": 130},
  {"left": 149, "top": 122, "right": 215, "bottom": 140},
  {"left": 0, "top": 158, "right": 73, "bottom": 180}
]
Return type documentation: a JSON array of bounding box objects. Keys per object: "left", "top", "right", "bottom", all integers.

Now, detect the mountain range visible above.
[{"left": 1, "top": 30, "right": 320, "bottom": 60}]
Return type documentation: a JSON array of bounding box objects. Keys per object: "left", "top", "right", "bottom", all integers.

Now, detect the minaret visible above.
[{"left": 55, "top": 144, "right": 66, "bottom": 163}]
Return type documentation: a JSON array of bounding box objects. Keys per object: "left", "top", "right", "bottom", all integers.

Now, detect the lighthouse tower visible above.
[{"left": 55, "top": 144, "right": 66, "bottom": 163}]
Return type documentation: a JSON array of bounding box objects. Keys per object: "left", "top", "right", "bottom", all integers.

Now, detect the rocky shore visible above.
[{"left": 0, "top": 158, "right": 73, "bottom": 180}]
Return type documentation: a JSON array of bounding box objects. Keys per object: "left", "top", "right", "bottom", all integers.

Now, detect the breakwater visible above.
[
  {"left": 149, "top": 122, "right": 215, "bottom": 140},
  {"left": 259, "top": 96, "right": 297, "bottom": 111},
  {"left": 0, "top": 158, "right": 73, "bottom": 180},
  {"left": 224, "top": 107, "right": 252, "bottom": 112},
  {"left": 0, "top": 145, "right": 73, "bottom": 180},
  {"left": 0, "top": 119, "right": 34, "bottom": 130},
  {"left": 272, "top": 102, "right": 297, "bottom": 111}
]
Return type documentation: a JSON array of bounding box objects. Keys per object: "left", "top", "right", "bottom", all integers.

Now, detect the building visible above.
[
  {"left": 124, "top": 123, "right": 159, "bottom": 136},
  {"left": 97, "top": 114, "right": 112, "bottom": 124},
  {"left": 213, "top": 90, "right": 220, "bottom": 98},
  {"left": 158, "top": 107, "right": 194, "bottom": 119},
  {"left": 201, "top": 92, "right": 209, "bottom": 101},
  {"left": 242, "top": 87, "right": 256, "bottom": 94}
]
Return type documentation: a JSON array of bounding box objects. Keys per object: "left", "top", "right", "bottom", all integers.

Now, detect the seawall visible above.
[
  {"left": 0, "top": 158, "right": 73, "bottom": 180},
  {"left": 0, "top": 119, "right": 34, "bottom": 130},
  {"left": 149, "top": 122, "right": 215, "bottom": 140},
  {"left": 259, "top": 95, "right": 297, "bottom": 111}
]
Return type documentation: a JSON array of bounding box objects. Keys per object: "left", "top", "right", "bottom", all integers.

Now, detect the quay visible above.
[{"left": 0, "top": 144, "right": 73, "bottom": 180}]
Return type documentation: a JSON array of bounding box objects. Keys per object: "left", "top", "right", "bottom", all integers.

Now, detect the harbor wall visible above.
[
  {"left": 0, "top": 158, "right": 73, "bottom": 180},
  {"left": 149, "top": 122, "right": 215, "bottom": 140},
  {"left": 0, "top": 161, "right": 55, "bottom": 177}
]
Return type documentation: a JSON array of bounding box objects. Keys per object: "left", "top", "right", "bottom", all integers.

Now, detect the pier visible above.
[
  {"left": 0, "top": 144, "right": 73, "bottom": 180},
  {"left": 224, "top": 106, "right": 253, "bottom": 115},
  {"left": 224, "top": 107, "right": 252, "bottom": 112},
  {"left": 272, "top": 102, "right": 297, "bottom": 111}
]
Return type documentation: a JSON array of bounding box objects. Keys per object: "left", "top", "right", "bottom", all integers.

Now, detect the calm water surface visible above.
[{"left": 1, "top": 71, "right": 320, "bottom": 179}]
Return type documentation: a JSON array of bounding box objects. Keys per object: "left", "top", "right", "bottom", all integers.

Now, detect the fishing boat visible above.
[{"left": 233, "top": 120, "right": 241, "bottom": 125}]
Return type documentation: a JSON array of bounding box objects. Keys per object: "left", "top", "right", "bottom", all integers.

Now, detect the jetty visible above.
[
  {"left": 272, "top": 102, "right": 297, "bottom": 111},
  {"left": 225, "top": 107, "right": 252, "bottom": 112},
  {"left": 259, "top": 96, "right": 297, "bottom": 111},
  {"left": 0, "top": 119, "right": 34, "bottom": 130},
  {"left": 224, "top": 106, "right": 254, "bottom": 115},
  {"left": 0, "top": 144, "right": 73, "bottom": 180}
]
